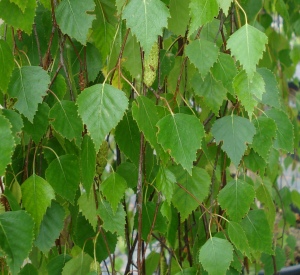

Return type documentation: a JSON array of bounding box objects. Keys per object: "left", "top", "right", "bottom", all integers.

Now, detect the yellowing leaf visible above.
[{"left": 227, "top": 24, "right": 268, "bottom": 78}]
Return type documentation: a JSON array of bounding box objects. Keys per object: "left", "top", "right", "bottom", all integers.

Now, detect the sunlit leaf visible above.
[
  {"left": 168, "top": 0, "right": 190, "bottom": 36},
  {"left": 78, "top": 192, "right": 97, "bottom": 230},
  {"left": 156, "top": 167, "right": 176, "bottom": 204},
  {"left": 228, "top": 221, "right": 251, "bottom": 257},
  {"left": 0, "top": 40, "right": 14, "bottom": 92},
  {"left": 61, "top": 252, "right": 93, "bottom": 275}
]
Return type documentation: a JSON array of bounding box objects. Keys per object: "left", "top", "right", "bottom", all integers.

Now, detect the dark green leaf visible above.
[{"left": 0, "top": 39, "right": 14, "bottom": 92}]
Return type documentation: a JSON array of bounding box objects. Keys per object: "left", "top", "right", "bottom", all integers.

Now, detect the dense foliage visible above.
[{"left": 0, "top": 0, "right": 300, "bottom": 274}]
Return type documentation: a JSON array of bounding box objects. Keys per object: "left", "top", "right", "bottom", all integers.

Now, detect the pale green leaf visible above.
[
  {"left": 156, "top": 167, "right": 176, "bottom": 204},
  {"left": 157, "top": 113, "right": 204, "bottom": 174},
  {"left": 191, "top": 72, "right": 227, "bottom": 115},
  {"left": 80, "top": 135, "right": 96, "bottom": 196},
  {"left": 265, "top": 108, "right": 294, "bottom": 152},
  {"left": 0, "top": 211, "right": 34, "bottom": 275},
  {"left": 100, "top": 172, "right": 127, "bottom": 214},
  {"left": 233, "top": 70, "right": 265, "bottom": 118},
  {"left": 211, "top": 53, "right": 238, "bottom": 94},
  {"left": 77, "top": 84, "right": 128, "bottom": 151},
  {"left": 0, "top": 0, "right": 36, "bottom": 34},
  {"left": 171, "top": 166, "right": 210, "bottom": 220},
  {"left": 78, "top": 192, "right": 97, "bottom": 230},
  {"left": 98, "top": 201, "right": 125, "bottom": 237},
  {"left": 62, "top": 252, "right": 93, "bottom": 275},
  {"left": 212, "top": 115, "right": 256, "bottom": 167},
  {"left": 228, "top": 221, "right": 251, "bottom": 257},
  {"left": 0, "top": 114, "right": 15, "bottom": 176},
  {"left": 185, "top": 39, "right": 219, "bottom": 77},
  {"left": 199, "top": 237, "right": 233, "bottom": 275},
  {"left": 115, "top": 112, "right": 141, "bottom": 165},
  {"left": 227, "top": 24, "right": 268, "bottom": 78},
  {"left": 0, "top": 40, "right": 14, "bottom": 92},
  {"left": 189, "top": 0, "right": 219, "bottom": 34},
  {"left": 217, "top": 0, "right": 232, "bottom": 15},
  {"left": 45, "top": 155, "right": 80, "bottom": 204},
  {"left": 49, "top": 100, "right": 83, "bottom": 146},
  {"left": 168, "top": 0, "right": 190, "bottom": 36},
  {"left": 1, "top": 110, "right": 23, "bottom": 145},
  {"left": 23, "top": 102, "right": 50, "bottom": 144},
  {"left": 251, "top": 116, "right": 277, "bottom": 160},
  {"left": 55, "top": 0, "right": 95, "bottom": 45},
  {"left": 257, "top": 68, "right": 281, "bottom": 109},
  {"left": 202, "top": 19, "right": 227, "bottom": 47},
  {"left": 218, "top": 179, "right": 255, "bottom": 221},
  {"left": 256, "top": 182, "right": 275, "bottom": 228},
  {"left": 8, "top": 66, "right": 50, "bottom": 122},
  {"left": 21, "top": 174, "right": 55, "bottom": 233},
  {"left": 122, "top": 0, "right": 170, "bottom": 57},
  {"left": 35, "top": 201, "right": 65, "bottom": 253},
  {"left": 240, "top": 209, "right": 273, "bottom": 254}
]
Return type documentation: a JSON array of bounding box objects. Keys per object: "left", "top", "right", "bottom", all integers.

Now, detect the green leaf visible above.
[
  {"left": 228, "top": 221, "right": 251, "bottom": 257},
  {"left": 233, "top": 70, "right": 265, "bottom": 118},
  {"left": 0, "top": 0, "right": 37, "bottom": 34},
  {"left": 49, "top": 100, "right": 83, "bottom": 146},
  {"left": 0, "top": 114, "right": 15, "bottom": 176},
  {"left": 257, "top": 68, "right": 281, "bottom": 109},
  {"left": 251, "top": 116, "right": 277, "bottom": 160},
  {"left": 55, "top": 0, "right": 95, "bottom": 45},
  {"left": 212, "top": 115, "right": 256, "bottom": 167},
  {"left": 116, "top": 162, "right": 138, "bottom": 189},
  {"left": 115, "top": 112, "right": 141, "bottom": 165},
  {"left": 261, "top": 246, "right": 286, "bottom": 275},
  {"left": 217, "top": 0, "right": 233, "bottom": 16},
  {"left": 199, "top": 237, "right": 233, "bottom": 275},
  {"left": 19, "top": 263, "right": 38, "bottom": 275},
  {"left": 156, "top": 167, "right": 176, "bottom": 204},
  {"left": 227, "top": 24, "right": 268, "bottom": 78},
  {"left": 191, "top": 72, "right": 227, "bottom": 115},
  {"left": 122, "top": 0, "right": 170, "bottom": 57},
  {"left": 211, "top": 53, "right": 238, "bottom": 94},
  {"left": 243, "top": 149, "right": 266, "bottom": 175},
  {"left": 100, "top": 172, "right": 127, "bottom": 214},
  {"left": 78, "top": 192, "right": 97, "bottom": 230},
  {"left": 8, "top": 66, "right": 50, "bottom": 122},
  {"left": 168, "top": 0, "right": 190, "bottom": 36},
  {"left": 240, "top": 209, "right": 273, "bottom": 254},
  {"left": 189, "top": 0, "right": 219, "bottom": 34},
  {"left": 77, "top": 84, "right": 128, "bottom": 151},
  {"left": 265, "top": 108, "right": 294, "bottom": 152},
  {"left": 157, "top": 113, "right": 204, "bottom": 174},
  {"left": 171, "top": 167, "right": 210, "bottom": 220},
  {"left": 23, "top": 102, "right": 50, "bottom": 144},
  {"left": 256, "top": 182, "right": 275, "bottom": 228},
  {"left": 185, "top": 39, "right": 219, "bottom": 77},
  {"left": 80, "top": 135, "right": 96, "bottom": 196},
  {"left": 61, "top": 252, "right": 93, "bottom": 275},
  {"left": 45, "top": 155, "right": 80, "bottom": 204},
  {"left": 91, "top": 1, "right": 116, "bottom": 63},
  {"left": 218, "top": 179, "right": 255, "bottom": 221},
  {"left": 98, "top": 200, "right": 125, "bottom": 237},
  {"left": 21, "top": 174, "right": 55, "bottom": 233},
  {"left": 35, "top": 201, "right": 65, "bottom": 253},
  {"left": 47, "top": 254, "right": 72, "bottom": 275},
  {"left": 1, "top": 110, "right": 23, "bottom": 145},
  {"left": 132, "top": 96, "right": 165, "bottom": 158},
  {"left": 0, "top": 211, "right": 34, "bottom": 275},
  {"left": 0, "top": 40, "right": 14, "bottom": 92}
]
